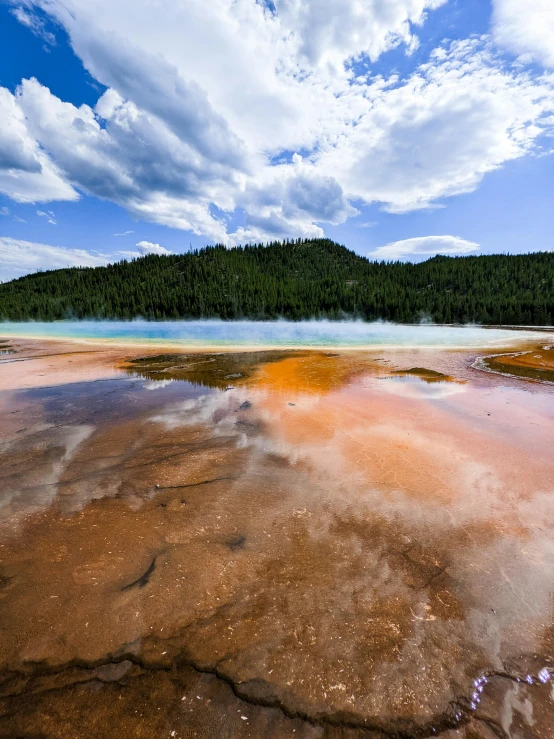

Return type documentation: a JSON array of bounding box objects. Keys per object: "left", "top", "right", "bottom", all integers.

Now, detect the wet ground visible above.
[
  {"left": 1, "top": 337, "right": 554, "bottom": 738},
  {"left": 476, "top": 346, "right": 554, "bottom": 385}
]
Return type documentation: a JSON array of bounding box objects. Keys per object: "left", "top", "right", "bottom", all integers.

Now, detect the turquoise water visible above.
[{"left": 1, "top": 320, "right": 552, "bottom": 348}]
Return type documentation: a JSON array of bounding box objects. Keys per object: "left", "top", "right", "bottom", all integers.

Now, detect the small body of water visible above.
[{"left": 1, "top": 320, "right": 552, "bottom": 348}]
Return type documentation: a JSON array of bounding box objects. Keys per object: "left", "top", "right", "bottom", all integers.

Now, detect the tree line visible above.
[{"left": 0, "top": 239, "right": 552, "bottom": 325}]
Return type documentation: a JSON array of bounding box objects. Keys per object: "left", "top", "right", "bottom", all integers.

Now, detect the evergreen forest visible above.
[{"left": 0, "top": 239, "right": 552, "bottom": 325}]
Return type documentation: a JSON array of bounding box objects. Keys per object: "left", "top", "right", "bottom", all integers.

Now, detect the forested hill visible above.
[{"left": 0, "top": 239, "right": 552, "bottom": 325}]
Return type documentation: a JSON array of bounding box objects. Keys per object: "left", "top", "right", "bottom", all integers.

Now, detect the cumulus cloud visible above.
[
  {"left": 11, "top": 78, "right": 241, "bottom": 240},
  {"left": 2, "top": 0, "right": 554, "bottom": 242},
  {"left": 317, "top": 39, "right": 554, "bottom": 212},
  {"left": 0, "top": 237, "right": 111, "bottom": 282},
  {"left": 228, "top": 156, "right": 358, "bottom": 243},
  {"left": 273, "top": 0, "right": 447, "bottom": 69},
  {"left": 0, "top": 86, "right": 78, "bottom": 204},
  {"left": 135, "top": 240, "right": 172, "bottom": 256},
  {"left": 369, "top": 235, "right": 480, "bottom": 261},
  {"left": 493, "top": 0, "right": 554, "bottom": 68}
]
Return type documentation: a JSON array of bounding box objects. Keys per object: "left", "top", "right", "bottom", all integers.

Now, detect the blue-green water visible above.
[{"left": 1, "top": 320, "right": 552, "bottom": 348}]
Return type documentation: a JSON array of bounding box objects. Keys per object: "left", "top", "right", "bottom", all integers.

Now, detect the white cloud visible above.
[
  {"left": 369, "top": 235, "right": 480, "bottom": 260},
  {"left": 317, "top": 39, "right": 554, "bottom": 213},
  {"left": 10, "top": 6, "right": 56, "bottom": 46},
  {"left": 13, "top": 78, "right": 241, "bottom": 240},
  {"left": 228, "top": 156, "right": 358, "bottom": 244},
  {"left": 493, "top": 0, "right": 554, "bottom": 68},
  {"left": 0, "top": 207, "right": 9, "bottom": 216},
  {"left": 0, "top": 237, "right": 110, "bottom": 282},
  {"left": 0, "top": 86, "right": 79, "bottom": 204},
  {"left": 136, "top": 240, "right": 172, "bottom": 255},
  {"left": 273, "top": 0, "right": 447, "bottom": 70},
  {"left": 114, "top": 230, "right": 134, "bottom": 236},
  {"left": 2, "top": 1, "right": 554, "bottom": 243},
  {"left": 37, "top": 209, "right": 57, "bottom": 224},
  {"left": 36, "top": 0, "right": 446, "bottom": 148}
]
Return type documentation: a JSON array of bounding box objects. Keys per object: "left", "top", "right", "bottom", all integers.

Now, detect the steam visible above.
[{"left": 2, "top": 319, "right": 553, "bottom": 349}]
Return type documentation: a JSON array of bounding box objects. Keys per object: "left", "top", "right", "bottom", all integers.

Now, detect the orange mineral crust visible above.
[
  {"left": 0, "top": 339, "right": 553, "bottom": 738},
  {"left": 479, "top": 345, "right": 554, "bottom": 384}
]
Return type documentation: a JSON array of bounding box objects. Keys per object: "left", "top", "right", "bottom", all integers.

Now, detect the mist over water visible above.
[{"left": 1, "top": 320, "right": 552, "bottom": 348}]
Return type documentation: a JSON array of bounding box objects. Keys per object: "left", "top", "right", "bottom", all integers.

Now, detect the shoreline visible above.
[
  {"left": 2, "top": 331, "right": 553, "bottom": 353},
  {"left": 1, "top": 334, "right": 553, "bottom": 394}
]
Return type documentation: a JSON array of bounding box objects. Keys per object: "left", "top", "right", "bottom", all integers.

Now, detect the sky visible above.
[{"left": 0, "top": 0, "right": 553, "bottom": 281}]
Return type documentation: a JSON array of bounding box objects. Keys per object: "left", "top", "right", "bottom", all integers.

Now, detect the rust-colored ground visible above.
[
  {"left": 479, "top": 345, "right": 554, "bottom": 384},
  {"left": 0, "top": 337, "right": 553, "bottom": 738}
]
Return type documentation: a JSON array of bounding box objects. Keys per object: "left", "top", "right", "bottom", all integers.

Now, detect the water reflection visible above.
[
  {"left": 0, "top": 345, "right": 553, "bottom": 738},
  {"left": 389, "top": 367, "right": 457, "bottom": 383},
  {"left": 123, "top": 350, "right": 304, "bottom": 389},
  {"left": 379, "top": 373, "right": 466, "bottom": 399}
]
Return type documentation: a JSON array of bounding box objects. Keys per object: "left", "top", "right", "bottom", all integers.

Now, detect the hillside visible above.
[{"left": 0, "top": 239, "right": 552, "bottom": 325}]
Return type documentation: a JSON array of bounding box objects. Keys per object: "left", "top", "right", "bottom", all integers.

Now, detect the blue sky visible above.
[{"left": 1, "top": 0, "right": 553, "bottom": 280}]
